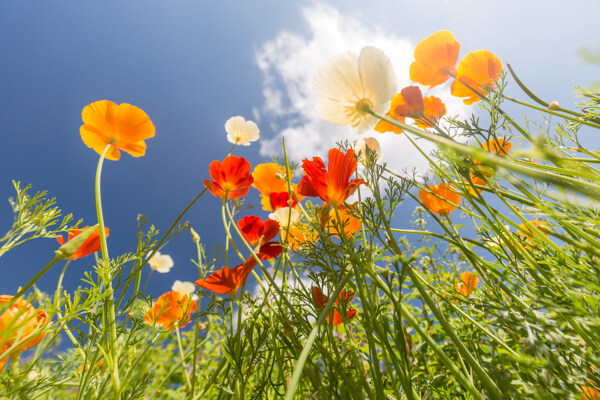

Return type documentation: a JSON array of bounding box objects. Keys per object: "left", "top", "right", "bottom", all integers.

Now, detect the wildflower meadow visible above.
[{"left": 2, "top": 27, "right": 600, "bottom": 400}]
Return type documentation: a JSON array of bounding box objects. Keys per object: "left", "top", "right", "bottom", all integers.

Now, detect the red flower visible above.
[
  {"left": 195, "top": 258, "right": 257, "bottom": 295},
  {"left": 298, "top": 148, "right": 367, "bottom": 206},
  {"left": 204, "top": 155, "right": 254, "bottom": 200},
  {"left": 144, "top": 291, "right": 197, "bottom": 330},
  {"left": 269, "top": 192, "right": 298, "bottom": 210},
  {"left": 312, "top": 286, "right": 357, "bottom": 326},
  {"left": 237, "top": 216, "right": 282, "bottom": 260},
  {"left": 56, "top": 226, "right": 110, "bottom": 260}
]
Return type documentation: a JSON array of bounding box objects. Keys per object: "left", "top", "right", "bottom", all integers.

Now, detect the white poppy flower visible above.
[
  {"left": 172, "top": 280, "right": 196, "bottom": 297},
  {"left": 148, "top": 251, "right": 174, "bottom": 273},
  {"left": 354, "top": 137, "right": 383, "bottom": 164},
  {"left": 313, "top": 46, "right": 397, "bottom": 134},
  {"left": 269, "top": 207, "right": 300, "bottom": 229},
  {"left": 225, "top": 116, "right": 260, "bottom": 146}
]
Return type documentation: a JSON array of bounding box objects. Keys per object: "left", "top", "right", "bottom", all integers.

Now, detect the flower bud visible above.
[{"left": 548, "top": 101, "right": 560, "bottom": 110}]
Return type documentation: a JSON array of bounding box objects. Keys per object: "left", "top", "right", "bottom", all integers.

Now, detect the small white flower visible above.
[
  {"left": 172, "top": 280, "right": 196, "bottom": 298},
  {"left": 269, "top": 207, "right": 300, "bottom": 229},
  {"left": 225, "top": 116, "right": 260, "bottom": 146},
  {"left": 313, "top": 46, "right": 397, "bottom": 134},
  {"left": 353, "top": 137, "right": 383, "bottom": 165},
  {"left": 148, "top": 251, "right": 174, "bottom": 273}
]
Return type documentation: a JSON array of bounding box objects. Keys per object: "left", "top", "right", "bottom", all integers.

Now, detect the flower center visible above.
[{"left": 356, "top": 98, "right": 374, "bottom": 115}]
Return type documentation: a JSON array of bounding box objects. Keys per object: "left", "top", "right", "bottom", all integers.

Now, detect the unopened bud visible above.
[
  {"left": 190, "top": 228, "right": 200, "bottom": 243},
  {"left": 55, "top": 225, "right": 99, "bottom": 260},
  {"left": 548, "top": 101, "right": 560, "bottom": 110}
]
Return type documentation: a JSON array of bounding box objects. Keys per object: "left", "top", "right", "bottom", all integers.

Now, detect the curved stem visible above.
[{"left": 94, "top": 143, "right": 121, "bottom": 399}]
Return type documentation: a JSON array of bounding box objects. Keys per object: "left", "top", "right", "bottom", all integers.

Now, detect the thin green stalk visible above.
[
  {"left": 175, "top": 327, "right": 193, "bottom": 391},
  {"left": 94, "top": 143, "right": 120, "bottom": 399},
  {"left": 284, "top": 272, "right": 353, "bottom": 400},
  {"left": 371, "top": 168, "right": 503, "bottom": 400},
  {"left": 52, "top": 260, "right": 71, "bottom": 309},
  {"left": 370, "top": 110, "right": 600, "bottom": 200},
  {"left": 117, "top": 184, "right": 212, "bottom": 310}
]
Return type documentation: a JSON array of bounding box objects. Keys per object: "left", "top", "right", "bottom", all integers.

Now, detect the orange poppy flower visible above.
[
  {"left": 324, "top": 204, "right": 361, "bottom": 238},
  {"left": 204, "top": 155, "right": 254, "bottom": 200},
  {"left": 312, "top": 286, "right": 357, "bottom": 326},
  {"left": 482, "top": 137, "right": 512, "bottom": 156},
  {"left": 195, "top": 257, "right": 257, "bottom": 295},
  {"left": 418, "top": 183, "right": 460, "bottom": 216},
  {"left": 409, "top": 30, "right": 460, "bottom": 89},
  {"left": 451, "top": 50, "right": 503, "bottom": 105},
  {"left": 281, "top": 223, "right": 319, "bottom": 251},
  {"left": 581, "top": 386, "right": 600, "bottom": 400},
  {"left": 298, "top": 148, "right": 367, "bottom": 207},
  {"left": 80, "top": 100, "right": 155, "bottom": 161},
  {"left": 56, "top": 226, "right": 110, "bottom": 260},
  {"left": 465, "top": 175, "right": 487, "bottom": 195},
  {"left": 473, "top": 137, "right": 512, "bottom": 177},
  {"left": 0, "top": 295, "right": 49, "bottom": 371},
  {"left": 517, "top": 220, "right": 549, "bottom": 249},
  {"left": 251, "top": 163, "right": 303, "bottom": 211},
  {"left": 144, "top": 291, "right": 197, "bottom": 330},
  {"left": 454, "top": 272, "right": 479, "bottom": 296},
  {"left": 375, "top": 86, "right": 446, "bottom": 134}
]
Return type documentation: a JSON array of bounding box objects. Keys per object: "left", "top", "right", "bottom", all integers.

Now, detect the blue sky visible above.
[{"left": 0, "top": 1, "right": 598, "bottom": 297}]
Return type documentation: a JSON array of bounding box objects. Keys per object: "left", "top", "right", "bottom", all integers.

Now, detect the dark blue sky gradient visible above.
[{"left": 1, "top": 1, "right": 599, "bottom": 298}]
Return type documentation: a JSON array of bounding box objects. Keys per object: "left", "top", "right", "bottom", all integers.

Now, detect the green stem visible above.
[
  {"left": 175, "top": 327, "right": 193, "bottom": 392},
  {"left": 284, "top": 272, "right": 353, "bottom": 400},
  {"left": 370, "top": 111, "right": 600, "bottom": 200},
  {"left": 94, "top": 143, "right": 121, "bottom": 399}
]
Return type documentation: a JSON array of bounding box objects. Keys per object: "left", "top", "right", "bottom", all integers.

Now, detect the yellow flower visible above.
[
  {"left": 313, "top": 46, "right": 397, "bottom": 134},
  {"left": 225, "top": 116, "right": 260, "bottom": 146}
]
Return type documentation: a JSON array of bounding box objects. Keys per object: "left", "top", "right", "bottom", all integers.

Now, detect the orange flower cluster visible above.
[
  {"left": 144, "top": 291, "right": 197, "bottom": 330},
  {"left": 410, "top": 30, "right": 503, "bottom": 104},
  {"left": 312, "top": 286, "right": 357, "bottom": 326},
  {"left": 418, "top": 183, "right": 460, "bottom": 217},
  {"left": 56, "top": 226, "right": 110, "bottom": 260},
  {"left": 1, "top": 295, "right": 49, "bottom": 371},
  {"left": 377, "top": 31, "right": 502, "bottom": 134},
  {"left": 375, "top": 86, "right": 446, "bottom": 134},
  {"left": 251, "top": 163, "right": 303, "bottom": 211},
  {"left": 455, "top": 272, "right": 479, "bottom": 297}
]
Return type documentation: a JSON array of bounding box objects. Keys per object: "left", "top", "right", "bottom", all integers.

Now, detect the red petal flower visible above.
[
  {"left": 195, "top": 258, "right": 257, "bottom": 295},
  {"left": 298, "top": 148, "right": 367, "bottom": 206},
  {"left": 204, "top": 155, "right": 254, "bottom": 200},
  {"left": 56, "top": 226, "right": 110, "bottom": 260},
  {"left": 237, "top": 216, "right": 279, "bottom": 247},
  {"left": 269, "top": 192, "right": 298, "bottom": 210},
  {"left": 311, "top": 286, "right": 357, "bottom": 326}
]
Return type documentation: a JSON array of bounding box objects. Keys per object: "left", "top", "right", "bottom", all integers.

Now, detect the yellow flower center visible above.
[{"left": 356, "top": 98, "right": 374, "bottom": 115}]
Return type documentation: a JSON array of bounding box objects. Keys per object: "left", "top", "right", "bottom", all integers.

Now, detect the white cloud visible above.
[{"left": 254, "top": 3, "right": 469, "bottom": 174}]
